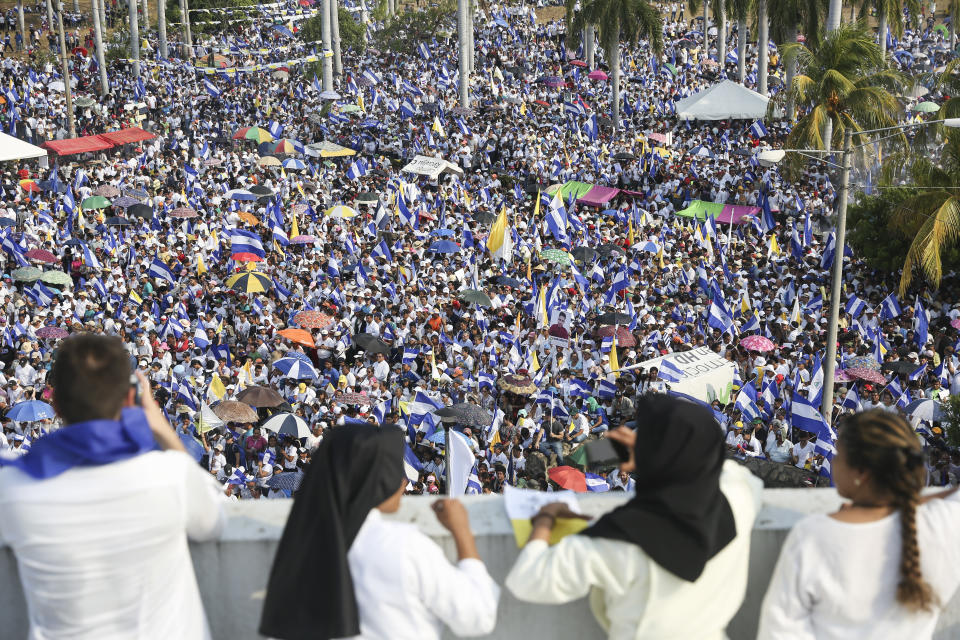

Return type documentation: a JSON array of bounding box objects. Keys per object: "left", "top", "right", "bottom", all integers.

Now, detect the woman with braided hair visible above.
[{"left": 759, "top": 409, "right": 960, "bottom": 639}]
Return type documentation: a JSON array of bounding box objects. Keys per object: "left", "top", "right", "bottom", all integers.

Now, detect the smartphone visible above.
[
  {"left": 584, "top": 438, "right": 630, "bottom": 467},
  {"left": 131, "top": 372, "right": 141, "bottom": 405}
]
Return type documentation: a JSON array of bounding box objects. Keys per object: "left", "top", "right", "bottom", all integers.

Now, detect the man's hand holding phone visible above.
[{"left": 134, "top": 370, "right": 186, "bottom": 453}]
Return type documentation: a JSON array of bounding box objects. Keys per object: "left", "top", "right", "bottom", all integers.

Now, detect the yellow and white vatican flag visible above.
[{"left": 486, "top": 206, "right": 514, "bottom": 263}]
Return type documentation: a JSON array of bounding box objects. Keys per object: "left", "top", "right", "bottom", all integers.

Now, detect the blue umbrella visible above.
[
  {"left": 266, "top": 470, "right": 304, "bottom": 493},
  {"left": 428, "top": 240, "right": 460, "bottom": 254},
  {"left": 427, "top": 429, "right": 447, "bottom": 444},
  {"left": 272, "top": 357, "right": 318, "bottom": 380},
  {"left": 284, "top": 350, "right": 313, "bottom": 364},
  {"left": 271, "top": 24, "right": 295, "bottom": 37},
  {"left": 282, "top": 158, "right": 307, "bottom": 170},
  {"left": 905, "top": 398, "right": 946, "bottom": 422},
  {"left": 38, "top": 179, "right": 68, "bottom": 194},
  {"left": 226, "top": 189, "right": 257, "bottom": 201},
  {"left": 0, "top": 218, "right": 16, "bottom": 228},
  {"left": 431, "top": 228, "right": 455, "bottom": 236},
  {"left": 178, "top": 430, "right": 205, "bottom": 462},
  {"left": 7, "top": 400, "right": 56, "bottom": 422}
]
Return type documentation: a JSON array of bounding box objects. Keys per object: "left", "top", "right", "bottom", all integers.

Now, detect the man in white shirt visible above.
[{"left": 0, "top": 334, "right": 225, "bottom": 640}]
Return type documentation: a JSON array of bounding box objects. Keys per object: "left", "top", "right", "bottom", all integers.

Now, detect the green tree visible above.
[
  {"left": 888, "top": 130, "right": 960, "bottom": 294},
  {"left": 373, "top": 0, "right": 455, "bottom": 55},
  {"left": 769, "top": 0, "right": 827, "bottom": 117},
  {"left": 302, "top": 8, "right": 366, "bottom": 53},
  {"left": 165, "top": 0, "right": 255, "bottom": 34},
  {"left": 564, "top": 0, "right": 663, "bottom": 130},
  {"left": 852, "top": 0, "right": 922, "bottom": 59},
  {"left": 782, "top": 22, "right": 903, "bottom": 156}
]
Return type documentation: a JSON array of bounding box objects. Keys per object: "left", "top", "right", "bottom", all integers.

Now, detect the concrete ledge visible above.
[{"left": 3, "top": 490, "right": 960, "bottom": 639}]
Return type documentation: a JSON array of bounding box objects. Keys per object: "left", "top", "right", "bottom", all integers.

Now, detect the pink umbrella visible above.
[
  {"left": 25, "top": 248, "right": 58, "bottom": 264},
  {"left": 845, "top": 367, "right": 888, "bottom": 384},
  {"left": 587, "top": 69, "right": 609, "bottom": 81},
  {"left": 834, "top": 369, "right": 857, "bottom": 382},
  {"left": 739, "top": 335, "right": 775, "bottom": 352},
  {"left": 648, "top": 132, "right": 670, "bottom": 144},
  {"left": 951, "top": 318, "right": 960, "bottom": 330}
]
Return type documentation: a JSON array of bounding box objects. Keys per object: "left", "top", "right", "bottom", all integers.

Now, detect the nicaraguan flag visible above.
[
  {"left": 658, "top": 359, "right": 685, "bottom": 383},
  {"left": 203, "top": 78, "right": 221, "bottom": 98},
  {"left": 148, "top": 257, "right": 177, "bottom": 285},
  {"left": 749, "top": 120, "right": 768, "bottom": 138},
  {"left": 844, "top": 294, "right": 866, "bottom": 318},
  {"left": 585, "top": 472, "right": 610, "bottom": 492}
]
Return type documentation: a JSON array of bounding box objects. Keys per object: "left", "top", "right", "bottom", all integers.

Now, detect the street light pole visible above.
[
  {"left": 820, "top": 127, "right": 852, "bottom": 425},
  {"left": 55, "top": 2, "right": 76, "bottom": 138}
]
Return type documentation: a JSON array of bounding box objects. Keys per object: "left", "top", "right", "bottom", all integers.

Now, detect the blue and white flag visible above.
[
  {"left": 229, "top": 229, "right": 265, "bottom": 258},
  {"left": 148, "top": 257, "right": 177, "bottom": 285},
  {"left": 203, "top": 78, "right": 221, "bottom": 98},
  {"left": 585, "top": 472, "right": 610, "bottom": 492},
  {"left": 658, "top": 359, "right": 685, "bottom": 383},
  {"left": 748, "top": 120, "right": 768, "bottom": 138},
  {"left": 417, "top": 42, "right": 431, "bottom": 59},
  {"left": 879, "top": 293, "right": 901, "bottom": 321},
  {"left": 845, "top": 294, "right": 866, "bottom": 318}
]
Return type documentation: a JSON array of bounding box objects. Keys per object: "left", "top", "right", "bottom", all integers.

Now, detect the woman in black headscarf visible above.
[
  {"left": 260, "top": 423, "right": 500, "bottom": 640},
  {"left": 505, "top": 394, "right": 762, "bottom": 640}
]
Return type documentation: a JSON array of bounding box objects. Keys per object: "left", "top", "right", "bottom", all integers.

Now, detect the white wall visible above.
[{"left": 3, "top": 491, "right": 960, "bottom": 639}]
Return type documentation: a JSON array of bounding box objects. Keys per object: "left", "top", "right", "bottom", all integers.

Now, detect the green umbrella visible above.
[
  {"left": 81, "top": 195, "right": 111, "bottom": 210},
  {"left": 74, "top": 96, "right": 96, "bottom": 108},
  {"left": 540, "top": 248, "right": 572, "bottom": 265},
  {"left": 663, "top": 63, "right": 678, "bottom": 76},
  {"left": 40, "top": 270, "right": 71, "bottom": 286},
  {"left": 934, "top": 24, "right": 948, "bottom": 37},
  {"left": 11, "top": 267, "right": 42, "bottom": 282},
  {"left": 458, "top": 288, "right": 493, "bottom": 307},
  {"left": 341, "top": 104, "right": 363, "bottom": 114},
  {"left": 912, "top": 101, "right": 940, "bottom": 113}
]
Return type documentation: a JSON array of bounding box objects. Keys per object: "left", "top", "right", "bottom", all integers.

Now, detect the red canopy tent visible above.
[
  {"left": 98, "top": 127, "right": 156, "bottom": 145},
  {"left": 42, "top": 135, "right": 114, "bottom": 156}
]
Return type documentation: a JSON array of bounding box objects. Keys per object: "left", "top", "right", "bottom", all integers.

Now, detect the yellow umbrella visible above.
[
  {"left": 225, "top": 271, "right": 272, "bottom": 293},
  {"left": 325, "top": 205, "right": 358, "bottom": 219},
  {"left": 258, "top": 156, "right": 281, "bottom": 167}
]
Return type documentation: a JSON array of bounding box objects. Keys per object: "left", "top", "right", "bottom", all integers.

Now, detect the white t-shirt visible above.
[
  {"left": 0, "top": 451, "right": 225, "bottom": 640},
  {"left": 792, "top": 441, "right": 816, "bottom": 468},
  {"left": 759, "top": 490, "right": 960, "bottom": 639}
]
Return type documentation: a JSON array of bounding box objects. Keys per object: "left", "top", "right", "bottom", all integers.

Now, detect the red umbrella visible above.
[
  {"left": 569, "top": 60, "right": 588, "bottom": 67},
  {"left": 739, "top": 335, "right": 775, "bottom": 352},
  {"left": 277, "top": 328, "right": 315, "bottom": 348},
  {"left": 230, "top": 252, "right": 264, "bottom": 263},
  {"left": 294, "top": 310, "right": 335, "bottom": 329},
  {"left": 594, "top": 325, "right": 636, "bottom": 346},
  {"left": 25, "top": 249, "right": 58, "bottom": 264},
  {"left": 548, "top": 466, "right": 587, "bottom": 493},
  {"left": 169, "top": 206, "right": 198, "bottom": 219},
  {"left": 72, "top": 46, "right": 88, "bottom": 56}
]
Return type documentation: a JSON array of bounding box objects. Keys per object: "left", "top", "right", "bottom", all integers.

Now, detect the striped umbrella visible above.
[
  {"left": 272, "top": 357, "right": 318, "bottom": 380},
  {"left": 294, "top": 310, "right": 335, "bottom": 329},
  {"left": 225, "top": 271, "right": 272, "bottom": 293},
  {"left": 233, "top": 126, "right": 274, "bottom": 143},
  {"left": 262, "top": 413, "right": 311, "bottom": 438}
]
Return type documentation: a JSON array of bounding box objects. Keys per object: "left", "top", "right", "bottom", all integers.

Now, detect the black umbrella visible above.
[
  {"left": 128, "top": 203, "right": 153, "bottom": 219},
  {"left": 571, "top": 246, "right": 598, "bottom": 263},
  {"left": 732, "top": 148, "right": 754, "bottom": 157},
  {"left": 596, "top": 312, "right": 633, "bottom": 326},
  {"left": 596, "top": 243, "right": 624, "bottom": 257},
  {"left": 250, "top": 185, "right": 274, "bottom": 196},
  {"left": 236, "top": 385, "right": 285, "bottom": 407},
  {"left": 104, "top": 216, "right": 133, "bottom": 226},
  {"left": 613, "top": 152, "right": 636, "bottom": 161},
  {"left": 881, "top": 361, "right": 919, "bottom": 375},
  {"left": 473, "top": 211, "right": 496, "bottom": 224},
  {"left": 353, "top": 333, "right": 391, "bottom": 354},
  {"left": 435, "top": 403, "right": 493, "bottom": 427},
  {"left": 677, "top": 39, "right": 697, "bottom": 49}
]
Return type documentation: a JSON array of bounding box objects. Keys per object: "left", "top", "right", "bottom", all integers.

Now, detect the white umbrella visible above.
[{"left": 262, "top": 413, "right": 311, "bottom": 438}]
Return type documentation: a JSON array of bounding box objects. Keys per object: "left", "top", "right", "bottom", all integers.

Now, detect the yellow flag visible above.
[
  {"left": 741, "top": 295, "right": 751, "bottom": 316},
  {"left": 520, "top": 102, "right": 527, "bottom": 117},
  {"left": 531, "top": 350, "right": 540, "bottom": 373},
  {"left": 657, "top": 246, "right": 665, "bottom": 270},
  {"left": 533, "top": 188, "right": 541, "bottom": 220},
  {"left": 538, "top": 287, "right": 548, "bottom": 328},
  {"left": 430, "top": 349, "right": 440, "bottom": 380},
  {"left": 628, "top": 216, "right": 635, "bottom": 246},
  {"left": 197, "top": 253, "right": 207, "bottom": 275},
  {"left": 768, "top": 234, "right": 780, "bottom": 257},
  {"left": 486, "top": 206, "right": 513, "bottom": 262},
  {"left": 490, "top": 429, "right": 502, "bottom": 447},
  {"left": 609, "top": 332, "right": 619, "bottom": 374},
  {"left": 291, "top": 212, "right": 300, "bottom": 239},
  {"left": 357, "top": 93, "right": 365, "bottom": 112},
  {"left": 129, "top": 290, "right": 143, "bottom": 306},
  {"left": 208, "top": 373, "right": 226, "bottom": 401}
]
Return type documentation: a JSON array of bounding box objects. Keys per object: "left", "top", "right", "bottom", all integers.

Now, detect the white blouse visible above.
[
  {"left": 758, "top": 490, "right": 960, "bottom": 639},
  {"left": 342, "top": 508, "right": 500, "bottom": 640},
  {"left": 505, "top": 461, "right": 763, "bottom": 640}
]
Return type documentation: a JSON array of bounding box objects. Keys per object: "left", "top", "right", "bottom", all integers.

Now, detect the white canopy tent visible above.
[
  {"left": 0, "top": 132, "right": 47, "bottom": 163},
  {"left": 675, "top": 80, "right": 770, "bottom": 121}
]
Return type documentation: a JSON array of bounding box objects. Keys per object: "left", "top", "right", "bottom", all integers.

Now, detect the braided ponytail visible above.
[
  {"left": 839, "top": 410, "right": 938, "bottom": 612},
  {"left": 895, "top": 493, "right": 936, "bottom": 612}
]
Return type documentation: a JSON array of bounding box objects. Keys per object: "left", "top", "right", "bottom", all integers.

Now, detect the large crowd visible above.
[{"left": 0, "top": 0, "right": 959, "bottom": 497}]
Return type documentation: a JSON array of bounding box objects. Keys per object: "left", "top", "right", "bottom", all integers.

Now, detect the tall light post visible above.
[
  {"left": 766, "top": 118, "right": 960, "bottom": 424},
  {"left": 55, "top": 1, "right": 76, "bottom": 138},
  {"left": 91, "top": 0, "right": 109, "bottom": 95}
]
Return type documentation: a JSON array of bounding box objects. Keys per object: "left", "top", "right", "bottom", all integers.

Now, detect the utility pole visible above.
[
  {"left": 16, "top": 0, "right": 25, "bottom": 47},
  {"left": 158, "top": 0, "right": 168, "bottom": 58},
  {"left": 330, "top": 0, "right": 342, "bottom": 75},
  {"left": 91, "top": 0, "right": 109, "bottom": 95},
  {"left": 183, "top": 0, "right": 193, "bottom": 58},
  {"left": 45, "top": 0, "right": 54, "bottom": 36},
  {"left": 56, "top": 2, "right": 76, "bottom": 138},
  {"left": 320, "top": 0, "right": 333, "bottom": 91},
  {"left": 820, "top": 128, "right": 853, "bottom": 425},
  {"left": 129, "top": 0, "right": 140, "bottom": 78},
  {"left": 457, "top": 0, "right": 469, "bottom": 107}
]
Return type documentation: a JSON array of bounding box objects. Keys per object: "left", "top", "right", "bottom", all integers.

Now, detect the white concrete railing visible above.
[{"left": 3, "top": 490, "right": 960, "bottom": 639}]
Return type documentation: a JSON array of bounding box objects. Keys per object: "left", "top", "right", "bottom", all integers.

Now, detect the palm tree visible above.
[
  {"left": 853, "top": 0, "right": 921, "bottom": 59},
  {"left": 689, "top": 0, "right": 730, "bottom": 74},
  {"left": 769, "top": 0, "right": 827, "bottom": 118},
  {"left": 890, "top": 131, "right": 960, "bottom": 293},
  {"left": 782, "top": 22, "right": 903, "bottom": 155},
  {"left": 757, "top": 0, "right": 768, "bottom": 94},
  {"left": 565, "top": 0, "right": 664, "bottom": 130},
  {"left": 730, "top": 0, "right": 751, "bottom": 83}
]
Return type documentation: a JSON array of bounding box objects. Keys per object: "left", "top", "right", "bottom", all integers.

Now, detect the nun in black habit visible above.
[{"left": 260, "top": 423, "right": 500, "bottom": 640}]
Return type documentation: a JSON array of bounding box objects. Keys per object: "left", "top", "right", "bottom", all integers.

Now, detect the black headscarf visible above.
[
  {"left": 259, "top": 424, "right": 405, "bottom": 640},
  {"left": 581, "top": 394, "right": 736, "bottom": 582}
]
